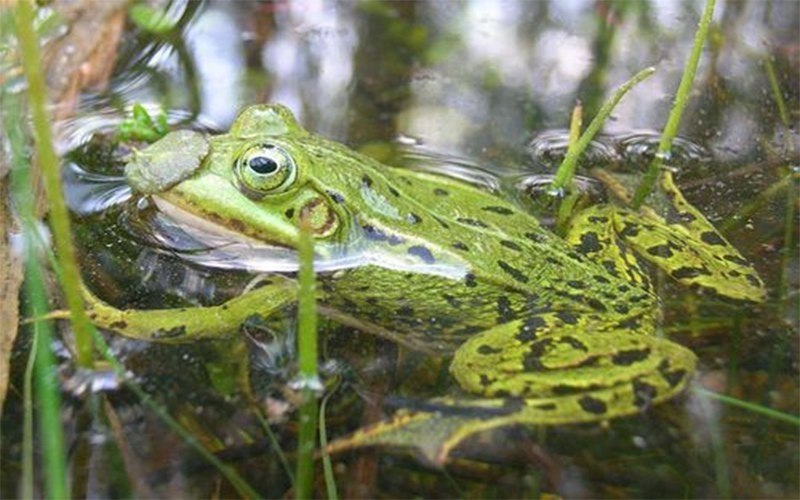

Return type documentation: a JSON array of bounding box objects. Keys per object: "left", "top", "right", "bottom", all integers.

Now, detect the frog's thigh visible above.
[
  {"left": 83, "top": 278, "right": 297, "bottom": 342},
  {"left": 450, "top": 313, "right": 696, "bottom": 423}
]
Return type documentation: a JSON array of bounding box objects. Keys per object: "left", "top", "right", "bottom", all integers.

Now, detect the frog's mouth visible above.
[
  {"left": 126, "top": 195, "right": 468, "bottom": 279},
  {"left": 142, "top": 195, "right": 328, "bottom": 273}
]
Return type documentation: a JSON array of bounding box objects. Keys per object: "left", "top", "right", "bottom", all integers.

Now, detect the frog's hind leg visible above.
[
  {"left": 449, "top": 311, "right": 697, "bottom": 425},
  {"left": 329, "top": 312, "right": 697, "bottom": 464},
  {"left": 613, "top": 171, "right": 764, "bottom": 302}
]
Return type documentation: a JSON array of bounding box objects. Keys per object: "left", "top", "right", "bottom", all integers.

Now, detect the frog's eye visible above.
[{"left": 235, "top": 143, "right": 297, "bottom": 196}]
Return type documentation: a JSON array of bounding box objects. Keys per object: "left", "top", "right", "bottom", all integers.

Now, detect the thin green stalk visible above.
[
  {"left": 252, "top": 411, "right": 295, "bottom": 485},
  {"left": 21, "top": 306, "right": 39, "bottom": 500},
  {"left": 631, "top": 0, "right": 716, "bottom": 208},
  {"left": 554, "top": 103, "right": 584, "bottom": 233},
  {"left": 3, "top": 61, "right": 68, "bottom": 499},
  {"left": 297, "top": 224, "right": 319, "bottom": 380},
  {"left": 319, "top": 392, "right": 339, "bottom": 500},
  {"left": 26, "top": 241, "right": 68, "bottom": 499},
  {"left": 718, "top": 173, "right": 791, "bottom": 233},
  {"left": 778, "top": 170, "right": 797, "bottom": 310},
  {"left": 15, "top": 0, "right": 94, "bottom": 367},
  {"left": 692, "top": 387, "right": 800, "bottom": 426},
  {"left": 764, "top": 55, "right": 790, "bottom": 128},
  {"left": 550, "top": 67, "right": 655, "bottom": 191},
  {"left": 295, "top": 221, "right": 320, "bottom": 499}
]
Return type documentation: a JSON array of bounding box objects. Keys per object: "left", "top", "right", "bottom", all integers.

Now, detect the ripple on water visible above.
[
  {"left": 396, "top": 145, "right": 504, "bottom": 193},
  {"left": 526, "top": 129, "right": 620, "bottom": 171},
  {"left": 612, "top": 130, "right": 711, "bottom": 170}
]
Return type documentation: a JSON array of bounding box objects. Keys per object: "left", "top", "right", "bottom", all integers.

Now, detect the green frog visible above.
[{"left": 82, "top": 104, "right": 764, "bottom": 454}]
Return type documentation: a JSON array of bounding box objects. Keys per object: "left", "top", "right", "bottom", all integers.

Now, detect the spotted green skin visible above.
[{"left": 87, "top": 104, "right": 765, "bottom": 428}]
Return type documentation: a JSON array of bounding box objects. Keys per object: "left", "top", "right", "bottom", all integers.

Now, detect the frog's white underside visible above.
[{"left": 151, "top": 196, "right": 468, "bottom": 280}]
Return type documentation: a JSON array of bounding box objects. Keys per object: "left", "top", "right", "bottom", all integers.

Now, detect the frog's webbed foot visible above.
[
  {"left": 81, "top": 276, "right": 297, "bottom": 342},
  {"left": 567, "top": 171, "right": 765, "bottom": 302}
]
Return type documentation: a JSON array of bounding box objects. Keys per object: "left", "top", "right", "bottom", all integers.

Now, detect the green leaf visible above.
[
  {"left": 129, "top": 3, "right": 176, "bottom": 35},
  {"left": 118, "top": 103, "right": 170, "bottom": 143}
]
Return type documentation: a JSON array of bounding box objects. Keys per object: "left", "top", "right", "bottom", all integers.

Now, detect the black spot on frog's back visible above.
[
  {"left": 478, "top": 344, "right": 502, "bottom": 355},
  {"left": 482, "top": 205, "right": 514, "bottom": 215},
  {"left": 497, "top": 260, "right": 528, "bottom": 283},
  {"left": 406, "top": 213, "right": 422, "bottom": 224},
  {"left": 457, "top": 217, "right": 489, "bottom": 228},
  {"left": 700, "top": 231, "right": 726, "bottom": 246},
  {"left": 496, "top": 295, "right": 515, "bottom": 322},
  {"left": 611, "top": 348, "right": 651, "bottom": 366},
  {"left": 576, "top": 232, "right": 601, "bottom": 254},
  {"left": 578, "top": 395, "right": 607, "bottom": 415},
  {"left": 646, "top": 244, "right": 674, "bottom": 258},
  {"left": 671, "top": 266, "right": 711, "bottom": 280},
  {"left": 516, "top": 316, "right": 546, "bottom": 342},
  {"left": 500, "top": 240, "right": 523, "bottom": 252}
]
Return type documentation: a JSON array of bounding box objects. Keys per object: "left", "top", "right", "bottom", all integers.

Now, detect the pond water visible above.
[{"left": 3, "top": 0, "right": 799, "bottom": 498}]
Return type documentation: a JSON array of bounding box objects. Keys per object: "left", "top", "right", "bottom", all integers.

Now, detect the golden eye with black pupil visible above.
[{"left": 235, "top": 143, "right": 297, "bottom": 197}]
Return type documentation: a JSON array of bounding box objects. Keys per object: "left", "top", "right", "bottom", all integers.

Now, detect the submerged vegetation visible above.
[{"left": 0, "top": 0, "right": 797, "bottom": 498}]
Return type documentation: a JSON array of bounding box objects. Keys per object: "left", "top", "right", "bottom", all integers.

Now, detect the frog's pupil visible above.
[{"left": 249, "top": 156, "right": 278, "bottom": 174}]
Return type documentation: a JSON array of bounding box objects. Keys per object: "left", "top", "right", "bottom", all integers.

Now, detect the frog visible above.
[{"left": 79, "top": 104, "right": 764, "bottom": 458}]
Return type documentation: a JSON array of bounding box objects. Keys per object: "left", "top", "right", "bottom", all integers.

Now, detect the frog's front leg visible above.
[
  {"left": 450, "top": 311, "right": 696, "bottom": 424},
  {"left": 82, "top": 276, "right": 297, "bottom": 342}
]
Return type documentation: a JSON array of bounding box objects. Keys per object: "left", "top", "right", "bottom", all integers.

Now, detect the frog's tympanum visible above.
[{"left": 86, "top": 105, "right": 764, "bottom": 460}]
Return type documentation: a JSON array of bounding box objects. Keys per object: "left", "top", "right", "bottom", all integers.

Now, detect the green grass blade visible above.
[
  {"left": 295, "top": 222, "right": 320, "bottom": 499},
  {"left": 15, "top": 0, "right": 95, "bottom": 367},
  {"left": 29, "top": 268, "right": 68, "bottom": 499},
  {"left": 631, "top": 0, "right": 716, "bottom": 208},
  {"left": 319, "top": 392, "right": 339, "bottom": 500},
  {"left": 550, "top": 67, "right": 655, "bottom": 192},
  {"left": 2, "top": 50, "right": 68, "bottom": 499},
  {"left": 21, "top": 282, "right": 39, "bottom": 500},
  {"left": 764, "top": 55, "right": 790, "bottom": 128},
  {"left": 692, "top": 387, "right": 800, "bottom": 426},
  {"left": 253, "top": 409, "right": 296, "bottom": 484}
]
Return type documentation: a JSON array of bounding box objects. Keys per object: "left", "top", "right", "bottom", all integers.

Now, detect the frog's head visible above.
[{"left": 125, "top": 104, "right": 357, "bottom": 252}]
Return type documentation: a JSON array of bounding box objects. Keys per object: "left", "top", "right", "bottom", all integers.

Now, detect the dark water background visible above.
[{"left": 3, "top": 1, "right": 799, "bottom": 497}]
